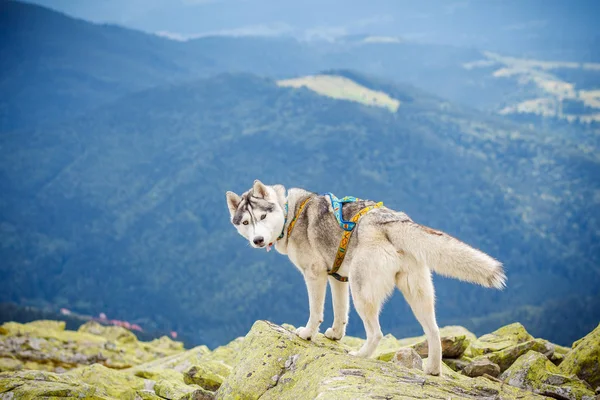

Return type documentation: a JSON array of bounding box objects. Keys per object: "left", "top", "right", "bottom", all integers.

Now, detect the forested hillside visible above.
[{"left": 1, "top": 70, "right": 598, "bottom": 346}]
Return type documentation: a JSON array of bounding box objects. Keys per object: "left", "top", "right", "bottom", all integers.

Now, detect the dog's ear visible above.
[
  {"left": 226, "top": 191, "right": 241, "bottom": 217},
  {"left": 253, "top": 179, "right": 269, "bottom": 199},
  {"left": 272, "top": 184, "right": 286, "bottom": 204}
]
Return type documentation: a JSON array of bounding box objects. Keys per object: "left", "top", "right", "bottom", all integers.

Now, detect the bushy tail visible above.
[{"left": 389, "top": 222, "right": 506, "bottom": 289}]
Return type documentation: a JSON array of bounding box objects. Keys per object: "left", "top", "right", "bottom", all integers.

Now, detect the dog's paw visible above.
[
  {"left": 324, "top": 327, "right": 344, "bottom": 341},
  {"left": 295, "top": 326, "right": 315, "bottom": 341},
  {"left": 349, "top": 349, "right": 368, "bottom": 357},
  {"left": 424, "top": 360, "right": 442, "bottom": 376}
]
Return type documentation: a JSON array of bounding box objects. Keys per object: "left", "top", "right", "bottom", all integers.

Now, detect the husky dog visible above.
[{"left": 226, "top": 180, "right": 505, "bottom": 375}]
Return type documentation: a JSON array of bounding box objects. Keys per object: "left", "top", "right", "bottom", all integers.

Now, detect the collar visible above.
[{"left": 277, "top": 201, "right": 288, "bottom": 240}]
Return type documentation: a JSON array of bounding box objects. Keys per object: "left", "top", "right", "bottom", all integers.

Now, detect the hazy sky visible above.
[{"left": 21, "top": 0, "right": 600, "bottom": 58}]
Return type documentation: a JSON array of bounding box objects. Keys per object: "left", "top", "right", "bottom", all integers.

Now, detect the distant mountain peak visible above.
[{"left": 277, "top": 74, "right": 400, "bottom": 112}]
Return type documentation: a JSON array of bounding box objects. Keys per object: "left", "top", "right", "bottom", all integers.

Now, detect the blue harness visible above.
[{"left": 324, "top": 192, "right": 361, "bottom": 231}]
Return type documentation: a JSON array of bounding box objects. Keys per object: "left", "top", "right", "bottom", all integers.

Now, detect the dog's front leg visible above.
[{"left": 295, "top": 269, "right": 327, "bottom": 341}]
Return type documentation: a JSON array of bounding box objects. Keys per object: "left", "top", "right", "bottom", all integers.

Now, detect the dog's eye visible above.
[
  {"left": 261, "top": 214, "right": 267, "bottom": 220},
  {"left": 243, "top": 221, "right": 249, "bottom": 225}
]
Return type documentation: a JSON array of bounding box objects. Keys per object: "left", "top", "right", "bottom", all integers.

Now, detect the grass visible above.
[
  {"left": 466, "top": 52, "right": 600, "bottom": 122},
  {"left": 277, "top": 75, "right": 400, "bottom": 112}
]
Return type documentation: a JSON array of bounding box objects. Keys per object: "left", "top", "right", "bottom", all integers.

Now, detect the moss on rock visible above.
[
  {"left": 467, "top": 322, "right": 533, "bottom": 357},
  {"left": 216, "top": 320, "right": 546, "bottom": 400},
  {"left": 559, "top": 323, "right": 600, "bottom": 389},
  {"left": 501, "top": 350, "right": 595, "bottom": 400},
  {"left": 375, "top": 326, "right": 476, "bottom": 362},
  {"left": 184, "top": 361, "right": 231, "bottom": 391},
  {"left": 0, "top": 320, "right": 185, "bottom": 372},
  {"left": 0, "top": 369, "right": 110, "bottom": 399},
  {"left": 1, "top": 319, "right": 598, "bottom": 400}
]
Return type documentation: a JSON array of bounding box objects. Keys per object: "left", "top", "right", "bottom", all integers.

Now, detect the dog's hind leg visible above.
[
  {"left": 324, "top": 276, "right": 349, "bottom": 340},
  {"left": 349, "top": 290, "right": 383, "bottom": 358},
  {"left": 396, "top": 267, "right": 442, "bottom": 376},
  {"left": 348, "top": 247, "right": 397, "bottom": 358}
]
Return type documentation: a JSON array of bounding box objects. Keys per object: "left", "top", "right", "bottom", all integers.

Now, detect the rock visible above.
[
  {"left": 376, "top": 325, "right": 476, "bottom": 361},
  {"left": 0, "top": 369, "right": 107, "bottom": 399},
  {"left": 390, "top": 348, "right": 423, "bottom": 370},
  {"left": 464, "top": 323, "right": 555, "bottom": 372},
  {"left": 475, "top": 338, "right": 555, "bottom": 372},
  {"left": 78, "top": 320, "right": 139, "bottom": 344},
  {"left": 413, "top": 326, "right": 476, "bottom": 358},
  {"left": 148, "top": 335, "right": 186, "bottom": 352},
  {"left": 0, "top": 357, "right": 23, "bottom": 372},
  {"left": 462, "top": 358, "right": 501, "bottom": 378},
  {"left": 25, "top": 320, "right": 66, "bottom": 331},
  {"left": 443, "top": 357, "right": 471, "bottom": 372},
  {"left": 0, "top": 320, "right": 185, "bottom": 371},
  {"left": 64, "top": 363, "right": 146, "bottom": 399},
  {"left": 130, "top": 345, "right": 211, "bottom": 373},
  {"left": 184, "top": 361, "right": 231, "bottom": 391},
  {"left": 208, "top": 337, "right": 244, "bottom": 367},
  {"left": 501, "top": 350, "right": 595, "bottom": 400},
  {"left": 216, "top": 320, "right": 546, "bottom": 400},
  {"left": 1, "top": 319, "right": 597, "bottom": 400},
  {"left": 154, "top": 378, "right": 214, "bottom": 400},
  {"left": 560, "top": 323, "right": 600, "bottom": 389},
  {"left": 467, "top": 322, "right": 534, "bottom": 357}
]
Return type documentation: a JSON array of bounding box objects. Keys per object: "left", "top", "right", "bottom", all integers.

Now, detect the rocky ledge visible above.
[{"left": 0, "top": 319, "right": 598, "bottom": 399}]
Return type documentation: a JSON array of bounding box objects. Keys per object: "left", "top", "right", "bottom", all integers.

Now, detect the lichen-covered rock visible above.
[
  {"left": 462, "top": 358, "right": 501, "bottom": 378},
  {"left": 467, "top": 322, "right": 534, "bottom": 357},
  {"left": 443, "top": 356, "right": 471, "bottom": 372},
  {"left": 390, "top": 348, "right": 423, "bottom": 370},
  {"left": 559, "top": 323, "right": 600, "bottom": 389},
  {"left": 216, "top": 320, "right": 546, "bottom": 400},
  {"left": 64, "top": 363, "right": 147, "bottom": 399},
  {"left": 0, "top": 320, "right": 185, "bottom": 371},
  {"left": 501, "top": 350, "right": 595, "bottom": 400},
  {"left": 0, "top": 369, "right": 110, "bottom": 399},
  {"left": 78, "top": 321, "right": 139, "bottom": 344},
  {"left": 375, "top": 326, "right": 476, "bottom": 361},
  {"left": 25, "top": 320, "right": 66, "bottom": 332},
  {"left": 130, "top": 345, "right": 211, "bottom": 373},
  {"left": 474, "top": 338, "right": 555, "bottom": 372},
  {"left": 154, "top": 377, "right": 214, "bottom": 400},
  {"left": 412, "top": 326, "right": 475, "bottom": 358},
  {"left": 0, "top": 356, "right": 24, "bottom": 372},
  {"left": 184, "top": 361, "right": 231, "bottom": 391},
  {"left": 208, "top": 337, "right": 244, "bottom": 367}
]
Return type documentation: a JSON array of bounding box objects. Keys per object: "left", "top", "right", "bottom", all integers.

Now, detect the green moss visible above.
[
  {"left": 216, "top": 321, "right": 545, "bottom": 400},
  {"left": 501, "top": 350, "right": 594, "bottom": 400},
  {"left": 64, "top": 364, "right": 146, "bottom": 399},
  {"left": 0, "top": 320, "right": 185, "bottom": 371},
  {"left": 559, "top": 323, "right": 600, "bottom": 389},
  {"left": 467, "top": 322, "right": 534, "bottom": 357},
  {"left": 0, "top": 370, "right": 110, "bottom": 399},
  {"left": 184, "top": 361, "right": 231, "bottom": 391}
]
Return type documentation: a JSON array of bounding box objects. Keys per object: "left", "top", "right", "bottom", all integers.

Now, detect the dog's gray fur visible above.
[{"left": 226, "top": 180, "right": 506, "bottom": 376}]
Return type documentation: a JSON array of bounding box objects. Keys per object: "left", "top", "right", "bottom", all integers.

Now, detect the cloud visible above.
[{"left": 155, "top": 22, "right": 294, "bottom": 41}]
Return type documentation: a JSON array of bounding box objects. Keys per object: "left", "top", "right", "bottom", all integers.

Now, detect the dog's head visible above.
[{"left": 226, "top": 180, "right": 286, "bottom": 251}]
